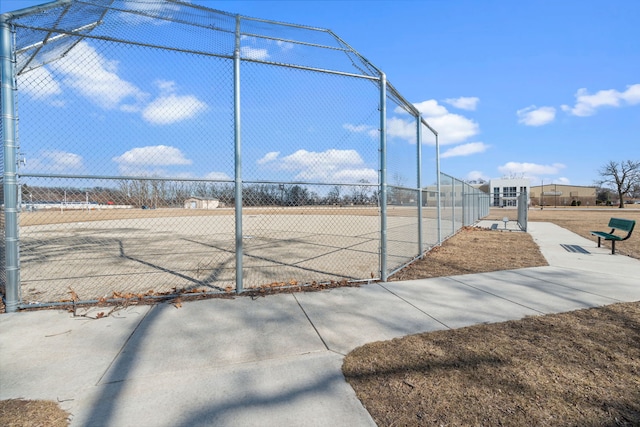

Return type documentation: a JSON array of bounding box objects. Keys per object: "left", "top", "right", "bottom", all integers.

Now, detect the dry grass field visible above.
[
  {"left": 343, "top": 301, "right": 640, "bottom": 426},
  {"left": 344, "top": 207, "right": 640, "bottom": 427}
]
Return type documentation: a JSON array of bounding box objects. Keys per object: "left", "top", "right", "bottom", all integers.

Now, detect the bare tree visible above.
[{"left": 597, "top": 160, "right": 640, "bottom": 208}]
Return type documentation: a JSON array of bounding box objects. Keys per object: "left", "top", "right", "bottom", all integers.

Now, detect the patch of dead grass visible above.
[
  {"left": 390, "top": 226, "right": 548, "bottom": 281},
  {"left": 347, "top": 211, "right": 640, "bottom": 426},
  {"left": 343, "top": 301, "right": 640, "bottom": 426},
  {"left": 0, "top": 399, "right": 70, "bottom": 427}
]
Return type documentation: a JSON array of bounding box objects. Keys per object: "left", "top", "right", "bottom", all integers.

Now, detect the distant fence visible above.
[
  {"left": 1, "top": 0, "right": 489, "bottom": 311},
  {"left": 517, "top": 192, "right": 528, "bottom": 231},
  {"left": 488, "top": 189, "right": 530, "bottom": 231}
]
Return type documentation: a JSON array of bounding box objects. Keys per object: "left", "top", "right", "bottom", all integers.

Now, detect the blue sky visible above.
[{"left": 2, "top": 0, "right": 639, "bottom": 187}]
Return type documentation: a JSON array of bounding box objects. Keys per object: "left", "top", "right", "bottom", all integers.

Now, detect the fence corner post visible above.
[
  {"left": 379, "top": 72, "right": 387, "bottom": 281},
  {"left": 1, "top": 16, "right": 20, "bottom": 312}
]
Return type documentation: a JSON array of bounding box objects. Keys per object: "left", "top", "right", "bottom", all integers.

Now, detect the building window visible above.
[
  {"left": 505, "top": 187, "right": 517, "bottom": 198},
  {"left": 493, "top": 187, "right": 500, "bottom": 206}
]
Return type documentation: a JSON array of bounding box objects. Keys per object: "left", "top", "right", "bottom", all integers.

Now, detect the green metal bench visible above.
[{"left": 589, "top": 218, "right": 636, "bottom": 254}]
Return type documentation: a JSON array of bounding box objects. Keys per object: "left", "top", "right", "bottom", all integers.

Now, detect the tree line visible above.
[{"left": 20, "top": 179, "right": 393, "bottom": 208}]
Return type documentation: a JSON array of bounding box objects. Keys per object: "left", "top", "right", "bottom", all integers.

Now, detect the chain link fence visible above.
[{"left": 1, "top": 0, "right": 489, "bottom": 311}]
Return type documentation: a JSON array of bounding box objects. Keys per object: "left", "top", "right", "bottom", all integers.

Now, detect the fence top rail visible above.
[{"left": 4, "top": 0, "right": 384, "bottom": 80}]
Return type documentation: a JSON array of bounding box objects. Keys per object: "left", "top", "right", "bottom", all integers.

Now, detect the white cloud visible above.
[
  {"left": 257, "top": 151, "right": 280, "bottom": 165},
  {"left": 257, "top": 148, "right": 377, "bottom": 183},
  {"left": 241, "top": 46, "right": 269, "bottom": 60},
  {"left": 441, "top": 142, "right": 489, "bottom": 158},
  {"left": 621, "top": 84, "right": 640, "bottom": 103},
  {"left": 411, "top": 100, "right": 449, "bottom": 116},
  {"left": 425, "top": 113, "right": 480, "bottom": 145},
  {"left": 517, "top": 105, "right": 556, "bottom": 126},
  {"left": 142, "top": 80, "right": 207, "bottom": 125},
  {"left": 466, "top": 170, "right": 490, "bottom": 182},
  {"left": 24, "top": 150, "right": 84, "bottom": 173},
  {"left": 387, "top": 117, "right": 416, "bottom": 141},
  {"left": 280, "top": 149, "right": 363, "bottom": 170},
  {"left": 119, "top": 0, "right": 183, "bottom": 25},
  {"left": 19, "top": 66, "right": 62, "bottom": 100},
  {"left": 443, "top": 96, "right": 479, "bottom": 111},
  {"left": 51, "top": 41, "right": 147, "bottom": 111},
  {"left": 43, "top": 44, "right": 205, "bottom": 125},
  {"left": 556, "top": 177, "right": 571, "bottom": 184},
  {"left": 276, "top": 40, "right": 294, "bottom": 51},
  {"left": 391, "top": 99, "right": 479, "bottom": 145},
  {"left": 561, "top": 84, "right": 640, "bottom": 116},
  {"left": 204, "top": 171, "right": 232, "bottom": 181},
  {"left": 498, "top": 162, "right": 566, "bottom": 176},
  {"left": 142, "top": 93, "right": 207, "bottom": 125},
  {"left": 113, "top": 145, "right": 192, "bottom": 167},
  {"left": 343, "top": 123, "right": 379, "bottom": 139}
]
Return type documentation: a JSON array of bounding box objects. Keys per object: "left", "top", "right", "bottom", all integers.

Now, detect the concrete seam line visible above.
[
  {"left": 511, "top": 268, "right": 623, "bottom": 303},
  {"left": 94, "top": 306, "right": 154, "bottom": 386},
  {"left": 377, "top": 283, "right": 451, "bottom": 330},
  {"left": 446, "top": 276, "right": 546, "bottom": 315},
  {"left": 292, "top": 294, "right": 331, "bottom": 352}
]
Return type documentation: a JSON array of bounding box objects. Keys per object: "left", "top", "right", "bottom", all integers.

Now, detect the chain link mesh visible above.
[{"left": 2, "top": 0, "right": 489, "bottom": 307}]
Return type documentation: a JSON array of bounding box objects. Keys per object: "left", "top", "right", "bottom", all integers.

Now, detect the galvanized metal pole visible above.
[
  {"left": 1, "top": 18, "right": 20, "bottom": 312},
  {"left": 461, "top": 184, "right": 466, "bottom": 226},
  {"left": 435, "top": 133, "right": 442, "bottom": 244},
  {"left": 1, "top": 0, "right": 70, "bottom": 21},
  {"left": 233, "top": 15, "right": 243, "bottom": 293},
  {"left": 379, "top": 73, "right": 387, "bottom": 281},
  {"left": 416, "top": 116, "right": 423, "bottom": 255},
  {"left": 451, "top": 178, "right": 456, "bottom": 235}
]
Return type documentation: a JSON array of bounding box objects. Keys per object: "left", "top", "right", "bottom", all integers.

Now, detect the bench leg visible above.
[
  {"left": 597, "top": 236, "right": 601, "bottom": 248},
  {"left": 612, "top": 240, "right": 615, "bottom": 255}
]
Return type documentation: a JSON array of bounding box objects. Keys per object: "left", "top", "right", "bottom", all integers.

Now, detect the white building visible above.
[
  {"left": 489, "top": 178, "right": 530, "bottom": 208},
  {"left": 184, "top": 197, "right": 219, "bottom": 210}
]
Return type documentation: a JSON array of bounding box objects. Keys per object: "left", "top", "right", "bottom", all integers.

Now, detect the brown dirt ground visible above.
[
  {"left": 2, "top": 208, "right": 639, "bottom": 426},
  {"left": 343, "top": 301, "right": 640, "bottom": 426},
  {"left": 0, "top": 399, "right": 70, "bottom": 427},
  {"left": 345, "top": 208, "right": 640, "bottom": 427},
  {"left": 389, "top": 226, "right": 548, "bottom": 281}
]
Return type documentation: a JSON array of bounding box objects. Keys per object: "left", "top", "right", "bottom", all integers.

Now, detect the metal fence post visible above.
[
  {"left": 1, "top": 18, "right": 20, "bottom": 312},
  {"left": 451, "top": 177, "right": 456, "bottom": 236},
  {"left": 379, "top": 73, "right": 387, "bottom": 281},
  {"left": 435, "top": 134, "right": 442, "bottom": 244},
  {"left": 234, "top": 15, "right": 243, "bottom": 293},
  {"left": 416, "top": 116, "right": 423, "bottom": 255},
  {"left": 461, "top": 184, "right": 466, "bottom": 226}
]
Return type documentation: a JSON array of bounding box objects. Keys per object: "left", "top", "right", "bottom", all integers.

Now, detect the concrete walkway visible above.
[{"left": 1, "top": 222, "right": 639, "bottom": 426}]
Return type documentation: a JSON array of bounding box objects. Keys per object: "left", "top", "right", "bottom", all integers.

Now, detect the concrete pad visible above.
[
  {"left": 449, "top": 268, "right": 620, "bottom": 314},
  {"left": 514, "top": 266, "right": 640, "bottom": 302},
  {"left": 294, "top": 284, "right": 444, "bottom": 354},
  {"left": 381, "top": 277, "right": 541, "bottom": 329},
  {"left": 528, "top": 222, "right": 640, "bottom": 272},
  {"left": 0, "top": 306, "right": 151, "bottom": 401},
  {"left": 69, "top": 351, "right": 375, "bottom": 427},
  {"left": 97, "top": 294, "right": 326, "bottom": 384}
]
